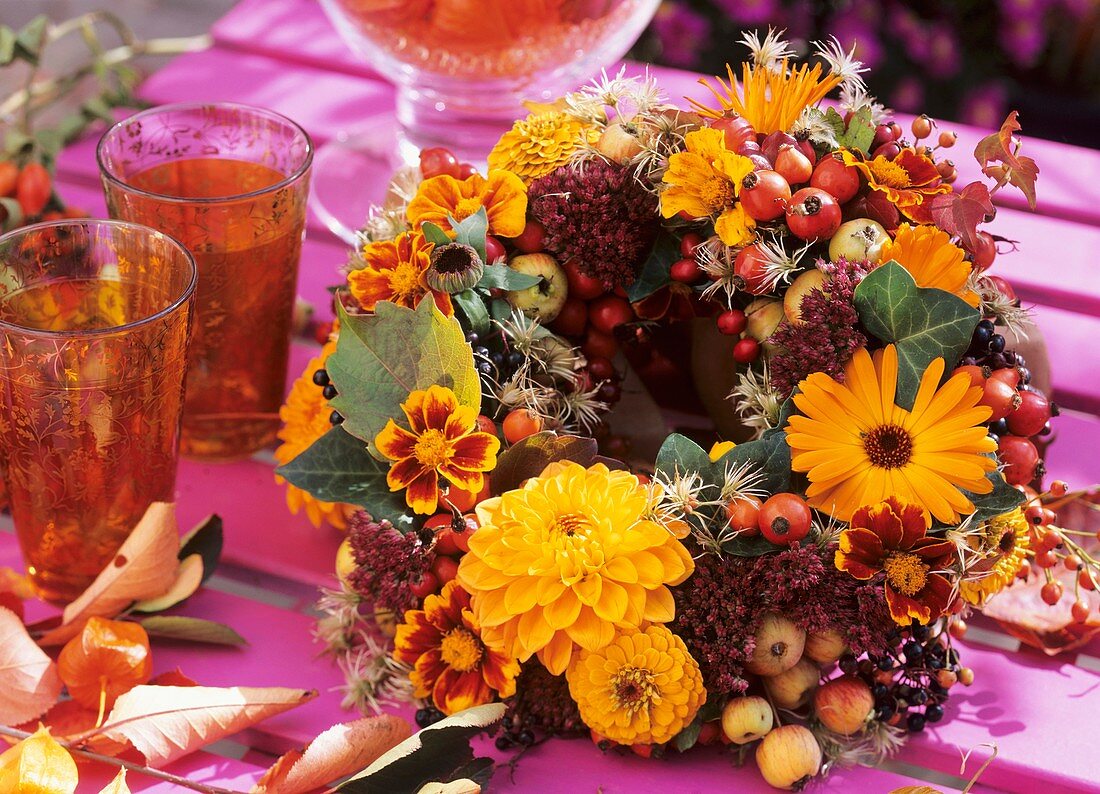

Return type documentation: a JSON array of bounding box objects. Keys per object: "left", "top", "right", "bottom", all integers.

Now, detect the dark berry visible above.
[
  {"left": 875, "top": 703, "right": 896, "bottom": 720},
  {"left": 911, "top": 623, "right": 930, "bottom": 641},
  {"left": 507, "top": 351, "right": 525, "bottom": 368},
  {"left": 907, "top": 713, "right": 926, "bottom": 732},
  {"left": 518, "top": 729, "right": 536, "bottom": 746},
  {"left": 872, "top": 682, "right": 889, "bottom": 699},
  {"left": 990, "top": 418, "right": 1008, "bottom": 435},
  {"left": 490, "top": 352, "right": 505, "bottom": 366},
  {"left": 415, "top": 708, "right": 432, "bottom": 727},
  {"left": 986, "top": 352, "right": 1007, "bottom": 369},
  {"left": 839, "top": 654, "right": 858, "bottom": 674},
  {"left": 926, "top": 704, "right": 945, "bottom": 723},
  {"left": 928, "top": 656, "right": 945, "bottom": 669},
  {"left": 1019, "top": 367, "right": 1031, "bottom": 385},
  {"left": 496, "top": 735, "right": 514, "bottom": 751},
  {"left": 911, "top": 689, "right": 929, "bottom": 705},
  {"left": 978, "top": 319, "right": 995, "bottom": 333},
  {"left": 322, "top": 383, "right": 338, "bottom": 400},
  {"left": 973, "top": 325, "right": 993, "bottom": 346},
  {"left": 477, "top": 361, "right": 494, "bottom": 375},
  {"left": 465, "top": 332, "right": 479, "bottom": 345},
  {"left": 894, "top": 683, "right": 913, "bottom": 699},
  {"left": 877, "top": 656, "right": 895, "bottom": 671},
  {"left": 312, "top": 368, "right": 330, "bottom": 386},
  {"left": 330, "top": 410, "right": 344, "bottom": 425},
  {"left": 1039, "top": 422, "right": 1052, "bottom": 437},
  {"left": 960, "top": 356, "right": 978, "bottom": 367},
  {"left": 988, "top": 334, "right": 1006, "bottom": 353}
]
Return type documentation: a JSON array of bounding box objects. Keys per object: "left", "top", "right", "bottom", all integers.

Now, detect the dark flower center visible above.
[
  {"left": 863, "top": 424, "right": 914, "bottom": 469},
  {"left": 611, "top": 666, "right": 658, "bottom": 713},
  {"left": 431, "top": 243, "right": 478, "bottom": 274}
]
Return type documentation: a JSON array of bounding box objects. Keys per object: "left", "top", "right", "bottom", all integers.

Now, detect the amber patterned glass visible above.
[
  {"left": 0, "top": 220, "right": 196, "bottom": 604},
  {"left": 97, "top": 103, "right": 313, "bottom": 460}
]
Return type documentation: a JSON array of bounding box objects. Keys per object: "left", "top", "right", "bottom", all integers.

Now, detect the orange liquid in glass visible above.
[
  {"left": 0, "top": 280, "right": 187, "bottom": 603},
  {"left": 125, "top": 159, "right": 304, "bottom": 460}
]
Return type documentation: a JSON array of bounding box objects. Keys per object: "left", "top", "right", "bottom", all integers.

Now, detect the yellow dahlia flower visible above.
[
  {"left": 567, "top": 624, "right": 705, "bottom": 745},
  {"left": 880, "top": 224, "right": 979, "bottom": 307},
  {"left": 456, "top": 461, "right": 694, "bottom": 675},
  {"left": 275, "top": 341, "right": 356, "bottom": 529},
  {"left": 487, "top": 111, "right": 599, "bottom": 182},
  {"left": 960, "top": 508, "right": 1030, "bottom": 606},
  {"left": 407, "top": 170, "right": 527, "bottom": 239}
]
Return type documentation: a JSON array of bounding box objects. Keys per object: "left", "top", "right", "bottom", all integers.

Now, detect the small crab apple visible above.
[
  {"left": 810, "top": 152, "right": 861, "bottom": 204},
  {"left": 786, "top": 187, "right": 842, "bottom": 242},
  {"left": 804, "top": 628, "right": 848, "bottom": 665},
  {"left": 813, "top": 676, "right": 874, "bottom": 735},
  {"left": 596, "top": 121, "right": 644, "bottom": 163},
  {"left": 484, "top": 235, "right": 506, "bottom": 264},
  {"left": 979, "top": 377, "right": 1022, "bottom": 422},
  {"left": 419, "top": 147, "right": 460, "bottom": 179},
  {"left": 564, "top": 259, "right": 606, "bottom": 300},
  {"left": 710, "top": 114, "right": 757, "bottom": 151},
  {"left": 755, "top": 725, "right": 822, "bottom": 791},
  {"left": 782, "top": 269, "right": 827, "bottom": 325},
  {"left": 763, "top": 657, "right": 819, "bottom": 709},
  {"left": 745, "top": 298, "right": 784, "bottom": 342},
  {"left": 721, "top": 696, "right": 774, "bottom": 745},
  {"left": 670, "top": 257, "right": 704, "bottom": 284},
  {"left": 505, "top": 253, "right": 568, "bottom": 322},
  {"left": 969, "top": 231, "right": 997, "bottom": 271},
  {"left": 745, "top": 612, "right": 806, "bottom": 676},
  {"left": 716, "top": 308, "right": 748, "bottom": 336},
  {"left": 550, "top": 297, "right": 587, "bottom": 337},
  {"left": 828, "top": 219, "right": 888, "bottom": 263}
]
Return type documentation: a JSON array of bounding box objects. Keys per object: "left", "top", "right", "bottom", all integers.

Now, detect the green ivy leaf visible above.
[
  {"left": 327, "top": 299, "right": 480, "bottom": 452},
  {"left": 277, "top": 426, "right": 415, "bottom": 532},
  {"left": 853, "top": 261, "right": 979, "bottom": 409},
  {"left": 489, "top": 298, "right": 512, "bottom": 321},
  {"left": 451, "top": 207, "right": 488, "bottom": 263},
  {"left": 841, "top": 106, "right": 877, "bottom": 154},
  {"left": 138, "top": 616, "right": 248, "bottom": 647},
  {"left": 451, "top": 289, "right": 489, "bottom": 337},
  {"left": 672, "top": 717, "right": 702, "bottom": 752},
  {"left": 177, "top": 515, "right": 223, "bottom": 584},
  {"left": 421, "top": 222, "right": 450, "bottom": 247},
  {"left": 626, "top": 232, "right": 679, "bottom": 303},
  {"left": 960, "top": 467, "right": 1024, "bottom": 525},
  {"left": 475, "top": 264, "right": 541, "bottom": 291}
]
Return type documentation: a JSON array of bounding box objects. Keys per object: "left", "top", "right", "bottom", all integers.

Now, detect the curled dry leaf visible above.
[
  {"left": 0, "top": 606, "right": 63, "bottom": 725},
  {"left": 58, "top": 617, "right": 153, "bottom": 711},
  {"left": 0, "top": 726, "right": 78, "bottom": 794},
  {"left": 252, "top": 714, "right": 411, "bottom": 794},
  {"left": 98, "top": 768, "right": 132, "bottom": 794},
  {"left": 89, "top": 685, "right": 317, "bottom": 767},
  {"left": 132, "top": 554, "right": 204, "bottom": 613},
  {"left": 39, "top": 502, "right": 180, "bottom": 646}
]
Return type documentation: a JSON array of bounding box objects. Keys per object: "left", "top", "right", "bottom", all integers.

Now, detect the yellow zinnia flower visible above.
[
  {"left": 879, "top": 224, "right": 980, "bottom": 307},
  {"left": 275, "top": 340, "right": 356, "bottom": 530},
  {"left": 406, "top": 170, "right": 528, "bottom": 239},
  {"left": 692, "top": 60, "right": 844, "bottom": 135},
  {"left": 375, "top": 385, "right": 499, "bottom": 516},
  {"left": 487, "top": 111, "right": 599, "bottom": 182},
  {"left": 785, "top": 345, "right": 998, "bottom": 524},
  {"left": 347, "top": 230, "right": 453, "bottom": 316},
  {"left": 959, "top": 508, "right": 1030, "bottom": 606},
  {"left": 661, "top": 127, "right": 756, "bottom": 247},
  {"left": 567, "top": 624, "right": 706, "bottom": 746},
  {"left": 456, "top": 461, "right": 695, "bottom": 675}
]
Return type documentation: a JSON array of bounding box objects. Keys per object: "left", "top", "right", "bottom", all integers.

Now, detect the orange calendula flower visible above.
[
  {"left": 835, "top": 497, "right": 956, "bottom": 625},
  {"left": 456, "top": 461, "right": 695, "bottom": 676},
  {"left": 487, "top": 111, "right": 599, "bottom": 182},
  {"left": 57, "top": 616, "right": 153, "bottom": 711},
  {"left": 393, "top": 581, "right": 519, "bottom": 715},
  {"left": 275, "top": 340, "right": 356, "bottom": 530},
  {"left": 661, "top": 127, "right": 756, "bottom": 248},
  {"left": 567, "top": 624, "right": 706, "bottom": 746},
  {"left": 785, "top": 345, "right": 998, "bottom": 524},
  {"left": 407, "top": 170, "right": 527, "bottom": 239},
  {"left": 375, "top": 385, "right": 499, "bottom": 515},
  {"left": 879, "top": 223, "right": 980, "bottom": 307},
  {"left": 347, "top": 231, "right": 453, "bottom": 315},
  {"left": 840, "top": 149, "right": 950, "bottom": 220}
]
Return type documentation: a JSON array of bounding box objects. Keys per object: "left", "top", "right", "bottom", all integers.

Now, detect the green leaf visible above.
[
  {"left": 276, "top": 426, "right": 414, "bottom": 531},
  {"left": 490, "top": 432, "right": 600, "bottom": 495},
  {"left": 451, "top": 207, "right": 488, "bottom": 263},
  {"left": 421, "top": 222, "right": 451, "bottom": 247},
  {"left": 475, "top": 264, "right": 541, "bottom": 291},
  {"left": 962, "top": 468, "right": 1024, "bottom": 525},
  {"left": 340, "top": 704, "right": 504, "bottom": 792},
  {"left": 138, "top": 616, "right": 248, "bottom": 647},
  {"left": 81, "top": 96, "right": 114, "bottom": 124},
  {"left": 33, "top": 129, "right": 63, "bottom": 158},
  {"left": 489, "top": 298, "right": 512, "bottom": 321},
  {"left": 820, "top": 107, "right": 848, "bottom": 145},
  {"left": 327, "top": 299, "right": 480, "bottom": 451},
  {"left": 841, "top": 106, "right": 877, "bottom": 154},
  {"left": 178, "top": 515, "right": 223, "bottom": 584},
  {"left": 673, "top": 717, "right": 702, "bottom": 752},
  {"left": 451, "top": 289, "right": 489, "bottom": 337},
  {"left": 15, "top": 16, "right": 48, "bottom": 65},
  {"left": 0, "top": 198, "right": 24, "bottom": 233},
  {"left": 0, "top": 27, "right": 16, "bottom": 65},
  {"left": 626, "top": 232, "right": 679, "bottom": 303},
  {"left": 853, "top": 261, "right": 979, "bottom": 409}
]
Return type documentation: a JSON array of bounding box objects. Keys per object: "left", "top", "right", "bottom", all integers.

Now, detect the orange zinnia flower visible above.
[
  {"left": 347, "top": 231, "right": 453, "bottom": 315},
  {"left": 393, "top": 581, "right": 519, "bottom": 715},
  {"left": 375, "top": 385, "right": 499, "bottom": 515},
  {"left": 406, "top": 170, "right": 527, "bottom": 239},
  {"left": 835, "top": 497, "right": 956, "bottom": 625},
  {"left": 841, "top": 149, "right": 950, "bottom": 220}
]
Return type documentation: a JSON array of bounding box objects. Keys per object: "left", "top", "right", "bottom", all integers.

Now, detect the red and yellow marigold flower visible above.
[
  {"left": 347, "top": 230, "right": 453, "bottom": 315},
  {"left": 879, "top": 223, "right": 980, "bottom": 307},
  {"left": 567, "top": 624, "right": 706, "bottom": 745},
  {"left": 406, "top": 170, "right": 527, "bottom": 239},
  {"left": 456, "top": 461, "right": 694, "bottom": 675},
  {"left": 661, "top": 127, "right": 756, "bottom": 247},
  {"left": 785, "top": 345, "right": 998, "bottom": 524},
  {"left": 840, "top": 149, "right": 950, "bottom": 221},
  {"left": 393, "top": 581, "right": 519, "bottom": 715},
  {"left": 835, "top": 497, "right": 957, "bottom": 625},
  {"left": 375, "top": 385, "right": 499, "bottom": 515}
]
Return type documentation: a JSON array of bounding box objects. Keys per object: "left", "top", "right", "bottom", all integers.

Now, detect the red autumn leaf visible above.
[
  {"left": 19, "top": 699, "right": 133, "bottom": 758},
  {"left": 927, "top": 181, "right": 996, "bottom": 254},
  {"left": 973, "top": 111, "right": 1040, "bottom": 209},
  {"left": 57, "top": 617, "right": 153, "bottom": 711},
  {"left": 149, "top": 668, "right": 199, "bottom": 687}
]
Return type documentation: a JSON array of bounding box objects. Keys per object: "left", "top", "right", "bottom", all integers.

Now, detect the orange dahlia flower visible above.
[
  {"left": 879, "top": 223, "right": 979, "bottom": 307},
  {"left": 835, "top": 497, "right": 956, "bottom": 625},
  {"left": 347, "top": 231, "right": 453, "bottom": 315},
  {"left": 393, "top": 581, "right": 519, "bottom": 715},
  {"left": 407, "top": 170, "right": 527, "bottom": 239},
  {"left": 375, "top": 385, "right": 499, "bottom": 515},
  {"left": 841, "top": 149, "right": 950, "bottom": 221}
]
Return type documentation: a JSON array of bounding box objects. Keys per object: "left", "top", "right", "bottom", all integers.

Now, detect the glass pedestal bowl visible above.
[{"left": 313, "top": 0, "right": 660, "bottom": 242}]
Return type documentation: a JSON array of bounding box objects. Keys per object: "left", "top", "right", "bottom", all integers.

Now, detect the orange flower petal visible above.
[{"left": 374, "top": 421, "right": 418, "bottom": 462}]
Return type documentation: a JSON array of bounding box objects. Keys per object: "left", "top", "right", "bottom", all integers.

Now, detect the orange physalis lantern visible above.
[{"left": 57, "top": 617, "right": 153, "bottom": 712}]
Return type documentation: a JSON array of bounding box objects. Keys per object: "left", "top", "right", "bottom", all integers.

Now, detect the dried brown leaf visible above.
[
  {"left": 252, "top": 714, "right": 411, "bottom": 794},
  {"left": 0, "top": 606, "right": 62, "bottom": 725}
]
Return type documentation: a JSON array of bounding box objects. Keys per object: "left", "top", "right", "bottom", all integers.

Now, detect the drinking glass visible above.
[
  {"left": 0, "top": 220, "right": 196, "bottom": 603},
  {"left": 313, "top": 0, "right": 661, "bottom": 241},
  {"left": 97, "top": 103, "right": 313, "bottom": 461}
]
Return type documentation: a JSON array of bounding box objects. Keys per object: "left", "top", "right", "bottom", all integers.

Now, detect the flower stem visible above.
[{"left": 0, "top": 725, "right": 247, "bottom": 794}]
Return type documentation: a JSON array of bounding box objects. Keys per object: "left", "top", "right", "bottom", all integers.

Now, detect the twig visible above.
[{"left": 0, "top": 725, "right": 246, "bottom": 794}]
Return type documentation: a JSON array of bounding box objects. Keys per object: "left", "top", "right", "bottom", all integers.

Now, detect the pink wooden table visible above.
[{"left": 16, "top": 0, "right": 1100, "bottom": 790}]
